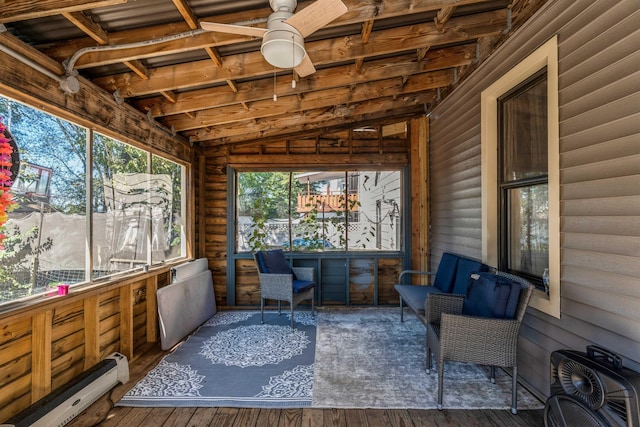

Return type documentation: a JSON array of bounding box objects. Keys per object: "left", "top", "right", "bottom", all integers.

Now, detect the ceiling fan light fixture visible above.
[{"left": 261, "top": 28, "right": 306, "bottom": 68}]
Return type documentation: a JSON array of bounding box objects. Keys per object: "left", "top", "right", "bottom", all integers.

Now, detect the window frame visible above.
[
  {"left": 0, "top": 95, "right": 189, "bottom": 308},
  {"left": 497, "top": 69, "right": 549, "bottom": 284},
  {"left": 231, "top": 168, "right": 405, "bottom": 253},
  {"left": 481, "top": 36, "right": 560, "bottom": 318}
]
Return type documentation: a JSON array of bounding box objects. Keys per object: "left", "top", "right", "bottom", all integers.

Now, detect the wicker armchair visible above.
[
  {"left": 253, "top": 250, "right": 315, "bottom": 329},
  {"left": 425, "top": 271, "right": 534, "bottom": 414}
]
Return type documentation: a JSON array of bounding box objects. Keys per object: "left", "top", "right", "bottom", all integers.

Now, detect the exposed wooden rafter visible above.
[
  {"left": 0, "top": 0, "right": 545, "bottom": 148},
  {"left": 0, "top": 0, "right": 128, "bottom": 23}
]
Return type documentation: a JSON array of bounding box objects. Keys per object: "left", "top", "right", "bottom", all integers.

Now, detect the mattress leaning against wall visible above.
[{"left": 157, "top": 258, "right": 216, "bottom": 350}]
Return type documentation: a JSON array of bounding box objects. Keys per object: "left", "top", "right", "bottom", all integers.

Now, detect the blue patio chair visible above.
[{"left": 253, "top": 250, "right": 315, "bottom": 329}]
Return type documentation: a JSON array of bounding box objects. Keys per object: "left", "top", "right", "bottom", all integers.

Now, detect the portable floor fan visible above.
[{"left": 200, "top": 0, "right": 348, "bottom": 77}]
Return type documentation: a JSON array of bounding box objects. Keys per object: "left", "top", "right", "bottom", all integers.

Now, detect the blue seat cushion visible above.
[
  {"left": 259, "top": 250, "right": 295, "bottom": 276},
  {"left": 394, "top": 284, "right": 444, "bottom": 315},
  {"left": 432, "top": 252, "right": 460, "bottom": 292},
  {"left": 451, "top": 257, "right": 488, "bottom": 295},
  {"left": 462, "top": 272, "right": 522, "bottom": 319},
  {"left": 293, "top": 279, "right": 314, "bottom": 293}
]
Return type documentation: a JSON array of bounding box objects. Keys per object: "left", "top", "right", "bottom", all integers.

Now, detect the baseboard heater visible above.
[{"left": 2, "top": 352, "right": 129, "bottom": 427}]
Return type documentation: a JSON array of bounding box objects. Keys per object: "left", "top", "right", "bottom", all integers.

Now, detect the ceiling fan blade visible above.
[
  {"left": 295, "top": 54, "right": 316, "bottom": 77},
  {"left": 285, "top": 0, "right": 348, "bottom": 38},
  {"left": 200, "top": 22, "right": 267, "bottom": 38}
]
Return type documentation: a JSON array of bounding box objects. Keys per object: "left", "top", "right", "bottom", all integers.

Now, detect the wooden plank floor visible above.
[{"left": 68, "top": 343, "right": 544, "bottom": 427}]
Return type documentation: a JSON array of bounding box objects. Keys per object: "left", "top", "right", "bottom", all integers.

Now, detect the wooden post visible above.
[{"left": 410, "top": 116, "right": 430, "bottom": 283}]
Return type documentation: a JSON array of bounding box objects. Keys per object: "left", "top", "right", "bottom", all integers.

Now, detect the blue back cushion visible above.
[
  {"left": 255, "top": 252, "right": 267, "bottom": 273},
  {"left": 451, "top": 258, "right": 487, "bottom": 295},
  {"left": 432, "top": 253, "right": 459, "bottom": 292},
  {"left": 258, "top": 250, "right": 293, "bottom": 275},
  {"left": 462, "top": 272, "right": 522, "bottom": 319}
]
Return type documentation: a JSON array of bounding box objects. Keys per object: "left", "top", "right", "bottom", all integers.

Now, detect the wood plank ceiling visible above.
[{"left": 0, "top": 0, "right": 546, "bottom": 149}]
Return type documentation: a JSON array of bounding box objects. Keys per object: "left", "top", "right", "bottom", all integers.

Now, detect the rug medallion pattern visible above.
[{"left": 119, "top": 311, "right": 316, "bottom": 407}]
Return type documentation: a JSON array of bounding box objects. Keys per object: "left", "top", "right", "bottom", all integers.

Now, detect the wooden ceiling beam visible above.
[
  {"left": 160, "top": 90, "right": 177, "bottom": 103},
  {"left": 123, "top": 60, "right": 149, "bottom": 79},
  {"left": 434, "top": 6, "right": 456, "bottom": 32},
  {"left": 186, "top": 92, "right": 433, "bottom": 144},
  {"left": 0, "top": 0, "right": 128, "bottom": 23},
  {"left": 92, "top": 10, "right": 505, "bottom": 97},
  {"left": 354, "top": 19, "right": 375, "bottom": 73},
  {"left": 69, "top": 31, "right": 257, "bottom": 70},
  {"left": 416, "top": 46, "right": 430, "bottom": 61},
  {"left": 135, "top": 45, "right": 473, "bottom": 117},
  {"left": 164, "top": 70, "right": 452, "bottom": 131},
  {"left": 171, "top": 0, "right": 199, "bottom": 29},
  {"left": 361, "top": 19, "right": 375, "bottom": 43},
  {"left": 170, "top": 0, "right": 243, "bottom": 105},
  {"left": 41, "top": 0, "right": 487, "bottom": 62},
  {"left": 210, "top": 113, "right": 420, "bottom": 153},
  {"left": 63, "top": 8, "right": 156, "bottom": 88},
  {"left": 0, "top": 29, "right": 64, "bottom": 75},
  {"left": 62, "top": 11, "right": 109, "bottom": 44}
]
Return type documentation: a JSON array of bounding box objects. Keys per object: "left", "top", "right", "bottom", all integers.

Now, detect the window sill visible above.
[
  {"left": 529, "top": 286, "right": 560, "bottom": 319},
  {"left": 0, "top": 259, "right": 189, "bottom": 319}
]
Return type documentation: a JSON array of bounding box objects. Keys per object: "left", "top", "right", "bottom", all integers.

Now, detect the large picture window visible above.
[
  {"left": 236, "top": 170, "right": 402, "bottom": 252},
  {"left": 0, "top": 95, "right": 187, "bottom": 306}
]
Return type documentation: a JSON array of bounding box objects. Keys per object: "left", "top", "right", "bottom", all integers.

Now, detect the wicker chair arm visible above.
[
  {"left": 425, "top": 293, "right": 464, "bottom": 324},
  {"left": 258, "top": 272, "right": 293, "bottom": 284},
  {"left": 291, "top": 267, "right": 315, "bottom": 282},
  {"left": 439, "top": 313, "right": 521, "bottom": 366}
]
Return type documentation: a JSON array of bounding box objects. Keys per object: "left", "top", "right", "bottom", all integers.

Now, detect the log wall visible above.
[{"left": 0, "top": 268, "right": 171, "bottom": 422}]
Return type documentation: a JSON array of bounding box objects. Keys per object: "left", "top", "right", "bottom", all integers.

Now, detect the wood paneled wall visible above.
[
  {"left": 428, "top": 0, "right": 640, "bottom": 398},
  {"left": 0, "top": 269, "right": 170, "bottom": 422}
]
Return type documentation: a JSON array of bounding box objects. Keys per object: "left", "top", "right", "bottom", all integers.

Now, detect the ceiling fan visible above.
[{"left": 200, "top": 0, "right": 348, "bottom": 77}]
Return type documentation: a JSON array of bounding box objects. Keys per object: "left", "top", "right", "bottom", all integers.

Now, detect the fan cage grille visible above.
[
  {"left": 545, "top": 395, "right": 608, "bottom": 427},
  {"left": 559, "top": 360, "right": 605, "bottom": 410}
]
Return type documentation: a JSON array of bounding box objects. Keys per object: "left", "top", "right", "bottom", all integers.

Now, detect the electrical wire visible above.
[{"left": 88, "top": 386, "right": 116, "bottom": 427}]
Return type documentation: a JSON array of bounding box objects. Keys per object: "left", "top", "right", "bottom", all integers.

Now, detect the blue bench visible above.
[{"left": 394, "top": 252, "right": 488, "bottom": 324}]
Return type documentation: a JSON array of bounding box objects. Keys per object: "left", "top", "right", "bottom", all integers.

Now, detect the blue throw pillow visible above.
[
  {"left": 451, "top": 257, "right": 487, "bottom": 295},
  {"left": 259, "top": 250, "right": 294, "bottom": 276},
  {"left": 462, "top": 273, "right": 522, "bottom": 319},
  {"left": 432, "top": 253, "right": 459, "bottom": 292}
]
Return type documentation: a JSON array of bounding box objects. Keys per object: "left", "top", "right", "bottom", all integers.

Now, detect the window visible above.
[
  {"left": 498, "top": 70, "right": 548, "bottom": 280},
  {"left": 481, "top": 36, "right": 560, "bottom": 318},
  {"left": 235, "top": 170, "right": 403, "bottom": 252},
  {"left": 0, "top": 95, "right": 187, "bottom": 306}
]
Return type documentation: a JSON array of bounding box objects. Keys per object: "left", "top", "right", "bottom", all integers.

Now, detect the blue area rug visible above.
[
  {"left": 119, "top": 308, "right": 542, "bottom": 410},
  {"left": 118, "top": 311, "right": 316, "bottom": 408}
]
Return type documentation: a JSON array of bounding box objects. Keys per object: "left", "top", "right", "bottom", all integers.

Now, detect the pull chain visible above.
[
  {"left": 273, "top": 67, "right": 277, "bottom": 102},
  {"left": 291, "top": 33, "right": 296, "bottom": 89}
]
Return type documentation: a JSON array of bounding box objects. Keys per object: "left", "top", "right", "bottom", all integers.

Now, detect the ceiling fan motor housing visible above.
[
  {"left": 270, "top": 0, "right": 297, "bottom": 12},
  {"left": 261, "top": 11, "right": 306, "bottom": 68}
]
